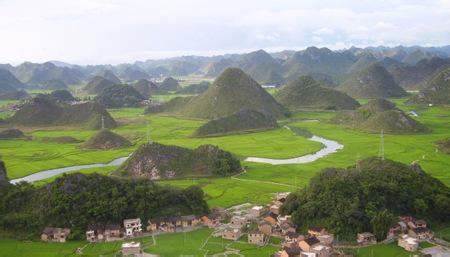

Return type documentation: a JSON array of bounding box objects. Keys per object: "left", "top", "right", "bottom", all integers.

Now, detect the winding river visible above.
[{"left": 11, "top": 127, "right": 343, "bottom": 184}]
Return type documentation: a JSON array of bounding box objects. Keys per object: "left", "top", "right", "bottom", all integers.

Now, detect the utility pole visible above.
[
  {"left": 146, "top": 120, "right": 151, "bottom": 143},
  {"left": 101, "top": 115, "right": 105, "bottom": 130}
]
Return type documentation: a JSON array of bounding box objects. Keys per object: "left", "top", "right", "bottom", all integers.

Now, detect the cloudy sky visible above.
[{"left": 1, "top": 0, "right": 450, "bottom": 64}]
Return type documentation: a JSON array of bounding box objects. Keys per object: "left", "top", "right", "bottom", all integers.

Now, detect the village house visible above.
[
  {"left": 104, "top": 223, "right": 122, "bottom": 241},
  {"left": 264, "top": 212, "right": 279, "bottom": 226},
  {"left": 122, "top": 241, "right": 142, "bottom": 256},
  {"left": 201, "top": 213, "right": 221, "bottom": 228},
  {"left": 222, "top": 228, "right": 241, "bottom": 241},
  {"left": 316, "top": 234, "right": 334, "bottom": 246},
  {"left": 230, "top": 215, "right": 247, "bottom": 228},
  {"left": 270, "top": 204, "right": 281, "bottom": 215},
  {"left": 298, "top": 237, "right": 320, "bottom": 252},
  {"left": 41, "top": 227, "right": 71, "bottom": 243},
  {"left": 212, "top": 207, "right": 228, "bottom": 219},
  {"left": 284, "top": 232, "right": 305, "bottom": 246},
  {"left": 277, "top": 215, "right": 292, "bottom": 224},
  {"left": 308, "top": 227, "right": 327, "bottom": 237},
  {"left": 357, "top": 232, "right": 377, "bottom": 245},
  {"left": 387, "top": 223, "right": 403, "bottom": 239},
  {"left": 274, "top": 247, "right": 301, "bottom": 257},
  {"left": 123, "top": 218, "right": 142, "bottom": 237},
  {"left": 248, "top": 230, "right": 265, "bottom": 246},
  {"left": 408, "top": 227, "right": 433, "bottom": 240},
  {"left": 280, "top": 222, "right": 297, "bottom": 235},
  {"left": 258, "top": 220, "right": 273, "bottom": 235},
  {"left": 250, "top": 206, "right": 264, "bottom": 217},
  {"left": 408, "top": 219, "right": 427, "bottom": 229},
  {"left": 307, "top": 244, "right": 331, "bottom": 257},
  {"left": 86, "top": 224, "right": 105, "bottom": 243},
  {"left": 398, "top": 235, "right": 419, "bottom": 252},
  {"left": 181, "top": 215, "right": 200, "bottom": 228},
  {"left": 276, "top": 192, "right": 290, "bottom": 202}
]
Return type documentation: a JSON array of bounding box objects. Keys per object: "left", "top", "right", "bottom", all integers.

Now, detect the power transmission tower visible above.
[
  {"left": 356, "top": 153, "right": 361, "bottom": 171},
  {"left": 378, "top": 129, "right": 385, "bottom": 161},
  {"left": 101, "top": 115, "right": 105, "bottom": 130}
]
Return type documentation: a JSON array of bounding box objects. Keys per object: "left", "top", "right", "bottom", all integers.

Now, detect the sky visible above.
[{"left": 1, "top": 0, "right": 450, "bottom": 65}]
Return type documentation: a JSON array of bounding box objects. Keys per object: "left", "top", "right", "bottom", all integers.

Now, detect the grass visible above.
[
  {"left": 0, "top": 228, "right": 278, "bottom": 257},
  {"left": 356, "top": 243, "right": 411, "bottom": 257}
]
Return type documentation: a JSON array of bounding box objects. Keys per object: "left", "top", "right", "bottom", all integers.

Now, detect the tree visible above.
[{"left": 371, "top": 209, "right": 395, "bottom": 241}]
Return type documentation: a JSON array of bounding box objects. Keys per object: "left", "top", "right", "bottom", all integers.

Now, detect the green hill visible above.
[
  {"left": 0, "top": 128, "right": 25, "bottom": 139},
  {"left": 159, "top": 77, "right": 181, "bottom": 92},
  {"left": 0, "top": 90, "right": 29, "bottom": 100},
  {"left": 95, "top": 70, "right": 121, "bottom": 84},
  {"left": 151, "top": 68, "right": 289, "bottom": 119},
  {"left": 436, "top": 138, "right": 450, "bottom": 154},
  {"left": 176, "top": 81, "right": 211, "bottom": 94},
  {"left": 406, "top": 67, "right": 450, "bottom": 105},
  {"left": 48, "top": 90, "right": 76, "bottom": 103},
  {"left": 132, "top": 79, "right": 158, "bottom": 98},
  {"left": 347, "top": 52, "right": 377, "bottom": 73},
  {"left": 275, "top": 75, "right": 360, "bottom": 110},
  {"left": 82, "top": 129, "right": 131, "bottom": 150},
  {"left": 387, "top": 57, "right": 450, "bottom": 90},
  {"left": 95, "top": 84, "right": 145, "bottom": 108},
  {"left": 193, "top": 109, "right": 278, "bottom": 137},
  {"left": 13, "top": 62, "right": 82, "bottom": 85},
  {"left": 237, "top": 49, "right": 284, "bottom": 85},
  {"left": 0, "top": 69, "right": 23, "bottom": 94},
  {"left": 330, "top": 98, "right": 429, "bottom": 133},
  {"left": 283, "top": 47, "right": 355, "bottom": 81},
  {"left": 116, "top": 142, "right": 242, "bottom": 179},
  {"left": 84, "top": 76, "right": 116, "bottom": 94},
  {"left": 337, "top": 64, "right": 407, "bottom": 98},
  {"left": 281, "top": 157, "right": 450, "bottom": 240},
  {"left": 44, "top": 79, "right": 68, "bottom": 90},
  {"left": 8, "top": 96, "right": 116, "bottom": 129},
  {"left": 204, "top": 58, "right": 234, "bottom": 77}
]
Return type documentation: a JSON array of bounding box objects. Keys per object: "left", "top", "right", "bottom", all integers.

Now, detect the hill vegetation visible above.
[
  {"left": 159, "top": 77, "right": 181, "bottom": 92},
  {"left": 283, "top": 47, "right": 355, "bottom": 81},
  {"left": 150, "top": 68, "right": 289, "bottom": 119},
  {"left": 193, "top": 109, "right": 278, "bottom": 137},
  {"left": 82, "top": 130, "right": 132, "bottom": 150},
  {"left": 330, "top": 98, "right": 429, "bottom": 133},
  {"left": 116, "top": 142, "right": 242, "bottom": 179},
  {"left": 43, "top": 79, "right": 67, "bottom": 90},
  {"left": 13, "top": 62, "right": 82, "bottom": 85},
  {"left": 47, "top": 89, "right": 76, "bottom": 103},
  {"left": 95, "top": 84, "right": 145, "bottom": 108},
  {"left": 0, "top": 160, "right": 8, "bottom": 185},
  {"left": 406, "top": 67, "right": 450, "bottom": 105},
  {"left": 176, "top": 81, "right": 211, "bottom": 94},
  {"left": 275, "top": 75, "right": 360, "bottom": 110},
  {"left": 132, "top": 79, "right": 158, "bottom": 98},
  {"left": 436, "top": 138, "right": 450, "bottom": 154},
  {"left": 0, "top": 69, "right": 23, "bottom": 94},
  {"left": 8, "top": 96, "right": 116, "bottom": 129},
  {"left": 281, "top": 157, "right": 450, "bottom": 240},
  {"left": 337, "top": 64, "right": 407, "bottom": 98},
  {"left": 387, "top": 57, "right": 450, "bottom": 90},
  {"left": 0, "top": 90, "right": 29, "bottom": 100},
  {"left": 94, "top": 70, "right": 121, "bottom": 84},
  {"left": 83, "top": 76, "right": 116, "bottom": 94},
  {"left": 0, "top": 129, "right": 25, "bottom": 139},
  {"left": 0, "top": 173, "right": 209, "bottom": 237}
]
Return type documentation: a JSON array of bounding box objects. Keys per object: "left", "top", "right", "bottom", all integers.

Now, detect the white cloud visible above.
[{"left": 0, "top": 0, "right": 449, "bottom": 64}]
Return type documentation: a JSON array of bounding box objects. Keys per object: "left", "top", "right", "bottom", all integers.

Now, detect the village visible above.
[{"left": 39, "top": 192, "right": 449, "bottom": 257}]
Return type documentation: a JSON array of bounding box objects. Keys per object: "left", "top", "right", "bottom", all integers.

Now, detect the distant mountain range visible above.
[{"left": 1, "top": 45, "right": 450, "bottom": 89}]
